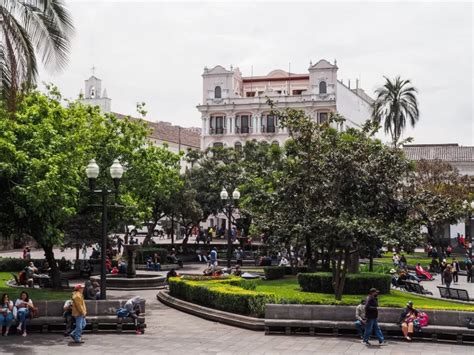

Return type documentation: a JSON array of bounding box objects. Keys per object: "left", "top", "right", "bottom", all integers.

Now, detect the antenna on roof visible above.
[
  {"left": 251, "top": 65, "right": 253, "bottom": 95},
  {"left": 91, "top": 65, "right": 96, "bottom": 76}
]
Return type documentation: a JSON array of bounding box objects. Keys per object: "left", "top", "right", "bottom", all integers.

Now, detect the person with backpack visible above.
[
  {"left": 117, "top": 296, "right": 144, "bottom": 335},
  {"left": 399, "top": 301, "right": 419, "bottom": 341},
  {"left": 363, "top": 288, "right": 386, "bottom": 346}
]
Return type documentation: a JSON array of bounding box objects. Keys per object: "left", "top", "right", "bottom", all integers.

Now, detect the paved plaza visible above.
[{"left": 0, "top": 288, "right": 472, "bottom": 354}]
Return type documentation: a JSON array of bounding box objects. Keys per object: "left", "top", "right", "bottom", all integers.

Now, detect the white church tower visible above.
[{"left": 79, "top": 68, "right": 112, "bottom": 113}]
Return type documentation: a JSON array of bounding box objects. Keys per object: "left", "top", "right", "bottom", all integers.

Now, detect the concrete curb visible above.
[{"left": 156, "top": 290, "right": 264, "bottom": 331}]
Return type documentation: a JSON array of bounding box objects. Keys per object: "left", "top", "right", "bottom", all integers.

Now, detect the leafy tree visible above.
[
  {"left": 250, "top": 104, "right": 420, "bottom": 300},
  {"left": 124, "top": 143, "right": 182, "bottom": 247},
  {"left": 0, "top": 87, "right": 174, "bottom": 287},
  {"left": 372, "top": 76, "right": 419, "bottom": 146},
  {"left": 408, "top": 159, "right": 471, "bottom": 249},
  {"left": 0, "top": 0, "right": 74, "bottom": 110}
]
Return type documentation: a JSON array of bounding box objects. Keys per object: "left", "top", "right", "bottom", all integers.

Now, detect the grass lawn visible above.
[
  {"left": 0, "top": 272, "right": 71, "bottom": 301},
  {"left": 252, "top": 277, "right": 474, "bottom": 312}
]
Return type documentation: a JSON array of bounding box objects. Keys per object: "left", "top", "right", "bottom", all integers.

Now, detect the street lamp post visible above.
[
  {"left": 220, "top": 187, "right": 240, "bottom": 268},
  {"left": 463, "top": 200, "right": 474, "bottom": 263},
  {"left": 86, "top": 159, "right": 124, "bottom": 300}
]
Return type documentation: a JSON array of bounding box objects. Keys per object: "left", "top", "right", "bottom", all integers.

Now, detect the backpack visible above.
[
  {"left": 415, "top": 312, "right": 429, "bottom": 328},
  {"left": 116, "top": 308, "right": 129, "bottom": 318}
]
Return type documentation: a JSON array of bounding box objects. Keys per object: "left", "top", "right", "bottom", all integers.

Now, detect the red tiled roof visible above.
[{"left": 113, "top": 112, "right": 201, "bottom": 149}]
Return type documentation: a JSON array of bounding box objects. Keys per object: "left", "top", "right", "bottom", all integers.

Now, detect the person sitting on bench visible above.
[
  {"left": 415, "top": 263, "right": 433, "bottom": 281},
  {"left": 399, "top": 301, "right": 419, "bottom": 341},
  {"left": 167, "top": 248, "right": 183, "bottom": 268}
]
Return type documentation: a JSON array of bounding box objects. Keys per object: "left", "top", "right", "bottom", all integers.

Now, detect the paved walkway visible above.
[
  {"left": 420, "top": 273, "right": 474, "bottom": 301},
  {"left": 1, "top": 288, "right": 473, "bottom": 354}
]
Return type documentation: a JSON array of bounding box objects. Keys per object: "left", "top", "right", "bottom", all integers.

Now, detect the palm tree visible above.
[
  {"left": 372, "top": 76, "right": 419, "bottom": 146},
  {"left": 0, "top": 0, "right": 74, "bottom": 110}
]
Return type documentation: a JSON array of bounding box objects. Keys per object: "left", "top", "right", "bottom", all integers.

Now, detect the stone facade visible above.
[{"left": 197, "top": 59, "right": 373, "bottom": 150}]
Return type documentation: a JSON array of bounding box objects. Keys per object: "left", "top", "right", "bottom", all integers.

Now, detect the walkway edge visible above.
[{"left": 157, "top": 290, "right": 264, "bottom": 331}]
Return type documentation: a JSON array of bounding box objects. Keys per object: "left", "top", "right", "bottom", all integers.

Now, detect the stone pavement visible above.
[
  {"left": 1, "top": 288, "right": 473, "bottom": 354},
  {"left": 420, "top": 273, "right": 474, "bottom": 300}
]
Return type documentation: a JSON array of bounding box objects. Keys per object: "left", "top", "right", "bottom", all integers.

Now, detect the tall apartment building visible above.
[{"left": 197, "top": 59, "right": 374, "bottom": 150}]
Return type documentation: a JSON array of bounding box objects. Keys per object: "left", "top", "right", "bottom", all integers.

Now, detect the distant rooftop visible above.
[
  {"left": 113, "top": 113, "right": 201, "bottom": 149},
  {"left": 403, "top": 144, "right": 474, "bottom": 162}
]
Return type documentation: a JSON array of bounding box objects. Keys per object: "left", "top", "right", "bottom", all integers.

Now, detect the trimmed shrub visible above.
[
  {"left": 168, "top": 277, "right": 278, "bottom": 317},
  {"left": 298, "top": 272, "right": 391, "bottom": 295},
  {"left": 135, "top": 248, "right": 168, "bottom": 264},
  {"left": 264, "top": 266, "right": 286, "bottom": 280},
  {"left": 0, "top": 258, "right": 45, "bottom": 272}
]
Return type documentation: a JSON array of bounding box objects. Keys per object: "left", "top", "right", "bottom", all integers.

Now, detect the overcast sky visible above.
[{"left": 40, "top": 0, "right": 473, "bottom": 145}]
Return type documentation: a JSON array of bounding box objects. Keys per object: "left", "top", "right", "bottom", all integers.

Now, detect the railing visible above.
[
  {"left": 236, "top": 126, "right": 251, "bottom": 134},
  {"left": 203, "top": 93, "right": 336, "bottom": 106},
  {"left": 261, "top": 125, "right": 276, "bottom": 133},
  {"left": 209, "top": 127, "right": 226, "bottom": 135}
]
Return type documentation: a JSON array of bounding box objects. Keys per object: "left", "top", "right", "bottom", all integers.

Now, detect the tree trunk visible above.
[
  {"left": 334, "top": 249, "right": 351, "bottom": 300},
  {"left": 171, "top": 215, "right": 175, "bottom": 246},
  {"left": 42, "top": 244, "right": 61, "bottom": 289},
  {"left": 369, "top": 252, "right": 374, "bottom": 272},
  {"left": 305, "top": 235, "right": 315, "bottom": 271},
  {"left": 142, "top": 219, "right": 158, "bottom": 247},
  {"left": 75, "top": 244, "right": 80, "bottom": 262},
  {"left": 348, "top": 250, "right": 360, "bottom": 273}
]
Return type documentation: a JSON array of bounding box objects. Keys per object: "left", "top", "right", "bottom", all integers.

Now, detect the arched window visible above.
[
  {"left": 213, "top": 142, "right": 223, "bottom": 148},
  {"left": 234, "top": 142, "right": 242, "bottom": 152},
  {"left": 319, "top": 81, "right": 327, "bottom": 94},
  {"left": 214, "top": 86, "right": 222, "bottom": 99}
]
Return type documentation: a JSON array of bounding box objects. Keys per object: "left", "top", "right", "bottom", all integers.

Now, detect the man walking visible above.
[
  {"left": 70, "top": 284, "right": 87, "bottom": 344},
  {"left": 363, "top": 288, "right": 386, "bottom": 346}
]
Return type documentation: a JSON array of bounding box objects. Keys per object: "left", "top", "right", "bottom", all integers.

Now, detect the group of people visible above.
[
  {"left": 355, "top": 288, "right": 429, "bottom": 345},
  {"left": 0, "top": 291, "right": 36, "bottom": 337},
  {"left": 63, "top": 285, "right": 144, "bottom": 344}
]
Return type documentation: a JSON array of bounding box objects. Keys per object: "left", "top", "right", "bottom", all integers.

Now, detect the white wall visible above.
[{"left": 336, "top": 82, "right": 372, "bottom": 128}]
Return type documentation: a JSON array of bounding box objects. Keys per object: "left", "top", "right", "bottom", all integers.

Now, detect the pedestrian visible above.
[
  {"left": 355, "top": 299, "right": 366, "bottom": 338},
  {"left": 70, "top": 284, "right": 87, "bottom": 344},
  {"left": 362, "top": 288, "right": 386, "bottom": 346},
  {"left": 440, "top": 260, "right": 447, "bottom": 284},
  {"left": 443, "top": 264, "right": 453, "bottom": 288},
  {"left": 452, "top": 257, "right": 460, "bottom": 284},
  {"left": 210, "top": 247, "right": 218, "bottom": 270},
  {"left": 117, "top": 237, "right": 123, "bottom": 254},
  {"left": 466, "top": 257, "right": 473, "bottom": 283}
]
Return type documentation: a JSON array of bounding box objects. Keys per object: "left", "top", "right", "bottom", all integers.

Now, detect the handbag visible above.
[{"left": 29, "top": 306, "right": 39, "bottom": 319}]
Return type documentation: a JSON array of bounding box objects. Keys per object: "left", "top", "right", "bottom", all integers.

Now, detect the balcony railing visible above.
[
  {"left": 236, "top": 126, "right": 251, "bottom": 134},
  {"left": 262, "top": 125, "right": 276, "bottom": 133},
  {"left": 209, "top": 127, "right": 226, "bottom": 135},
  {"left": 202, "top": 93, "right": 336, "bottom": 106}
]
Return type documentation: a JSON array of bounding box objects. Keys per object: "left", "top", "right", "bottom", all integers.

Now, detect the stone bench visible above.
[
  {"left": 23, "top": 300, "right": 146, "bottom": 333},
  {"left": 265, "top": 304, "right": 474, "bottom": 343}
]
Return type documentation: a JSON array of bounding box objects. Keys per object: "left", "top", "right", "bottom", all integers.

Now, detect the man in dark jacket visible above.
[{"left": 363, "top": 288, "right": 386, "bottom": 346}]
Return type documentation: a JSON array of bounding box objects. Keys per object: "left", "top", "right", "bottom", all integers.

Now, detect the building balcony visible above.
[
  {"left": 235, "top": 126, "right": 252, "bottom": 134},
  {"left": 261, "top": 125, "right": 276, "bottom": 133},
  {"left": 209, "top": 127, "right": 226, "bottom": 135},
  {"left": 201, "top": 93, "right": 336, "bottom": 107}
]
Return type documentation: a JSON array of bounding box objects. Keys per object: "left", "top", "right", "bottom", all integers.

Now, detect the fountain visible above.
[{"left": 90, "top": 244, "right": 165, "bottom": 290}]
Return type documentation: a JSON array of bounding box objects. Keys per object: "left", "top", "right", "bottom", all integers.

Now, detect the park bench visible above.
[
  {"left": 403, "top": 280, "right": 433, "bottom": 295},
  {"left": 437, "top": 286, "right": 471, "bottom": 302},
  {"left": 264, "top": 304, "right": 474, "bottom": 343},
  {"left": 24, "top": 300, "right": 146, "bottom": 333}
]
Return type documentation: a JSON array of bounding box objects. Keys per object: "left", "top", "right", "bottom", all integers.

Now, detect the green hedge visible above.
[
  {"left": 135, "top": 248, "right": 168, "bottom": 264},
  {"left": 168, "top": 277, "right": 278, "bottom": 317},
  {"left": 0, "top": 258, "right": 45, "bottom": 272},
  {"left": 298, "top": 272, "right": 391, "bottom": 295},
  {"left": 264, "top": 266, "right": 286, "bottom": 280}
]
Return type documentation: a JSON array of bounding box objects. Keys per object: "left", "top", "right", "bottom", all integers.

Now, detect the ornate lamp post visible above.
[
  {"left": 86, "top": 159, "right": 124, "bottom": 299},
  {"left": 220, "top": 187, "right": 240, "bottom": 268}
]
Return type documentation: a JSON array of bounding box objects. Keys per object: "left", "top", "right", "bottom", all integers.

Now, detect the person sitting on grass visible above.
[
  {"left": 399, "top": 301, "right": 419, "bottom": 341},
  {"left": 0, "top": 293, "right": 14, "bottom": 336},
  {"left": 15, "top": 291, "right": 35, "bottom": 337},
  {"left": 166, "top": 268, "right": 179, "bottom": 281},
  {"left": 233, "top": 265, "right": 242, "bottom": 277},
  {"left": 355, "top": 299, "right": 366, "bottom": 338}
]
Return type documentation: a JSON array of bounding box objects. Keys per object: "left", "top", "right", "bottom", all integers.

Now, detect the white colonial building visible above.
[
  {"left": 79, "top": 75, "right": 112, "bottom": 113},
  {"left": 197, "top": 59, "right": 374, "bottom": 150}
]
